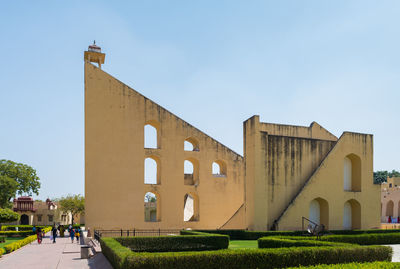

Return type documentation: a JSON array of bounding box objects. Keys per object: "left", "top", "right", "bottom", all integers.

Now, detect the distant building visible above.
[
  {"left": 381, "top": 177, "right": 400, "bottom": 223},
  {"left": 9, "top": 197, "right": 72, "bottom": 226}
]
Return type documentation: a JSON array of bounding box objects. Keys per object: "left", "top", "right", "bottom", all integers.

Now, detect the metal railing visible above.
[{"left": 94, "top": 229, "right": 181, "bottom": 240}]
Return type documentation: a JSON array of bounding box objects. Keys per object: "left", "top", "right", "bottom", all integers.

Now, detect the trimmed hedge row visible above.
[
  {"left": 319, "top": 233, "right": 400, "bottom": 245},
  {"left": 258, "top": 237, "right": 351, "bottom": 248},
  {"left": 100, "top": 237, "right": 392, "bottom": 269},
  {"left": 194, "top": 229, "right": 305, "bottom": 240},
  {"left": 115, "top": 232, "right": 229, "bottom": 252},
  {"left": 0, "top": 236, "right": 5, "bottom": 243},
  {"left": 3, "top": 227, "right": 52, "bottom": 254},
  {"left": 288, "top": 261, "right": 400, "bottom": 268},
  {"left": 273, "top": 233, "right": 400, "bottom": 246},
  {"left": 0, "top": 231, "right": 35, "bottom": 237},
  {"left": 1, "top": 225, "right": 48, "bottom": 231},
  {"left": 194, "top": 229, "right": 400, "bottom": 240}
]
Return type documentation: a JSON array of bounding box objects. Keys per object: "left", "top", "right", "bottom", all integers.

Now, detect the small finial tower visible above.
[{"left": 84, "top": 40, "right": 105, "bottom": 68}]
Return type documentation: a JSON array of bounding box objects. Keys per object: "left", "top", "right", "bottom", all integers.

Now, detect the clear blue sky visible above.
[{"left": 1, "top": 1, "right": 399, "bottom": 200}]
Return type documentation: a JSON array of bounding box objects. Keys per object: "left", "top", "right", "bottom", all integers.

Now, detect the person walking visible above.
[
  {"left": 36, "top": 227, "right": 42, "bottom": 244},
  {"left": 75, "top": 227, "right": 81, "bottom": 244},
  {"left": 52, "top": 225, "right": 58, "bottom": 243},
  {"left": 70, "top": 228, "right": 75, "bottom": 243}
]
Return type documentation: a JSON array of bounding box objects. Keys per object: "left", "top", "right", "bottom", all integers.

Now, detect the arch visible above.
[
  {"left": 386, "top": 200, "right": 394, "bottom": 217},
  {"left": 20, "top": 214, "right": 29, "bottom": 225},
  {"left": 343, "top": 199, "right": 361, "bottom": 229},
  {"left": 398, "top": 201, "right": 400, "bottom": 217},
  {"left": 144, "top": 156, "right": 160, "bottom": 184},
  {"left": 212, "top": 160, "right": 227, "bottom": 177},
  {"left": 343, "top": 154, "right": 361, "bottom": 192},
  {"left": 144, "top": 192, "right": 160, "bottom": 222},
  {"left": 309, "top": 198, "right": 329, "bottom": 229},
  {"left": 184, "top": 158, "right": 199, "bottom": 185},
  {"left": 144, "top": 121, "right": 160, "bottom": 149},
  {"left": 184, "top": 137, "right": 199, "bottom": 151},
  {"left": 184, "top": 193, "right": 199, "bottom": 221}
]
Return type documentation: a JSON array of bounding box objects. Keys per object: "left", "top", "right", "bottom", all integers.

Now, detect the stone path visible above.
[
  {"left": 387, "top": 245, "right": 400, "bottom": 262},
  {"left": 0, "top": 233, "right": 112, "bottom": 269}
]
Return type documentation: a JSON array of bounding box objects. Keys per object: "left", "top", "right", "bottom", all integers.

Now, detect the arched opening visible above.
[
  {"left": 309, "top": 198, "right": 329, "bottom": 229},
  {"left": 184, "top": 158, "right": 199, "bottom": 185},
  {"left": 144, "top": 121, "right": 160, "bottom": 149},
  {"left": 144, "top": 192, "right": 159, "bottom": 222},
  {"left": 184, "top": 193, "right": 199, "bottom": 221},
  {"left": 343, "top": 199, "right": 361, "bottom": 229},
  {"left": 212, "top": 160, "right": 227, "bottom": 177},
  {"left": 20, "top": 214, "right": 29, "bottom": 225},
  {"left": 386, "top": 200, "right": 394, "bottom": 217},
  {"left": 144, "top": 156, "right": 160, "bottom": 184},
  {"left": 343, "top": 154, "right": 361, "bottom": 191},
  {"left": 184, "top": 137, "right": 199, "bottom": 151}
]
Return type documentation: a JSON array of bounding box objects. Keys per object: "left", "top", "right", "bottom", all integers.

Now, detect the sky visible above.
[{"left": 0, "top": 1, "right": 399, "bottom": 200}]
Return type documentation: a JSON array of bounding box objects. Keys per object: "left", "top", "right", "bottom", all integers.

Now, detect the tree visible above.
[
  {"left": 0, "top": 175, "right": 18, "bottom": 208},
  {"left": 58, "top": 195, "right": 85, "bottom": 224},
  {"left": 374, "top": 171, "right": 389, "bottom": 184},
  {"left": 0, "top": 208, "right": 20, "bottom": 228},
  {"left": 374, "top": 170, "right": 400, "bottom": 184},
  {"left": 0, "top": 159, "right": 41, "bottom": 197}
]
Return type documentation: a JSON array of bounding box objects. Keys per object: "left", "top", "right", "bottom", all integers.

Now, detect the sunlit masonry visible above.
[{"left": 84, "top": 42, "right": 380, "bottom": 232}]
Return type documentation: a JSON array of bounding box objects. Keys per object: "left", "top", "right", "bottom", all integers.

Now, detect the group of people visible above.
[{"left": 33, "top": 224, "right": 81, "bottom": 244}]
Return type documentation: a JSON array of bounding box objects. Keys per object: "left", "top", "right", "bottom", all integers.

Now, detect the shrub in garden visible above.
[
  {"left": 258, "top": 237, "right": 351, "bottom": 248},
  {"left": 3, "top": 227, "right": 52, "bottom": 254},
  {"left": 116, "top": 233, "right": 229, "bottom": 252},
  {"left": 0, "top": 236, "right": 5, "bottom": 243},
  {"left": 100, "top": 237, "right": 392, "bottom": 269}
]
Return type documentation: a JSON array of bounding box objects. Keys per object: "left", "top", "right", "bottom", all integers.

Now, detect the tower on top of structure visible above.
[{"left": 84, "top": 40, "right": 105, "bottom": 69}]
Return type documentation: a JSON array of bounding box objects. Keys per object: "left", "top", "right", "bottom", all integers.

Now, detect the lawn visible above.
[
  {"left": 228, "top": 240, "right": 258, "bottom": 249},
  {"left": 0, "top": 237, "right": 25, "bottom": 248}
]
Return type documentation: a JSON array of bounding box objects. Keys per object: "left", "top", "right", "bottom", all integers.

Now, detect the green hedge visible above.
[
  {"left": 3, "top": 227, "right": 52, "bottom": 254},
  {"left": 194, "top": 229, "right": 400, "bottom": 240},
  {"left": 0, "top": 236, "right": 5, "bottom": 243},
  {"left": 1, "top": 225, "right": 48, "bottom": 231},
  {"left": 319, "top": 233, "right": 400, "bottom": 245},
  {"left": 258, "top": 237, "right": 351, "bottom": 248},
  {"left": 0, "top": 247, "right": 4, "bottom": 258},
  {"left": 194, "top": 229, "right": 306, "bottom": 240},
  {"left": 288, "top": 261, "right": 400, "bottom": 268},
  {"left": 100, "top": 237, "right": 392, "bottom": 269},
  {"left": 115, "top": 233, "right": 229, "bottom": 252},
  {"left": 0, "top": 230, "right": 35, "bottom": 237}
]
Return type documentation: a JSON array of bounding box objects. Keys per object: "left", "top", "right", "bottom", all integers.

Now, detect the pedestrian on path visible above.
[
  {"left": 75, "top": 227, "right": 81, "bottom": 244},
  {"left": 52, "top": 225, "right": 58, "bottom": 243},
  {"left": 36, "top": 227, "right": 42, "bottom": 244},
  {"left": 70, "top": 228, "right": 75, "bottom": 243}
]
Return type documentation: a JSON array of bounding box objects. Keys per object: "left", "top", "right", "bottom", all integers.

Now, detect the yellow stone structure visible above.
[{"left": 85, "top": 46, "right": 380, "bottom": 231}]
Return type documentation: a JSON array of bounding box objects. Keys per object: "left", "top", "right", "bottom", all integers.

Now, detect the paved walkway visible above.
[{"left": 0, "top": 233, "right": 113, "bottom": 269}]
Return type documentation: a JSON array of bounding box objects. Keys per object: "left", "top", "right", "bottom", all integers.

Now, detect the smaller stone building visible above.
[
  {"left": 9, "top": 197, "right": 72, "bottom": 226},
  {"left": 381, "top": 177, "right": 400, "bottom": 223}
]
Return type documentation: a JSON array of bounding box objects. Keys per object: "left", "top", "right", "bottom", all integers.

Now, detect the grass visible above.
[
  {"left": 0, "top": 237, "right": 25, "bottom": 248},
  {"left": 228, "top": 240, "right": 258, "bottom": 249}
]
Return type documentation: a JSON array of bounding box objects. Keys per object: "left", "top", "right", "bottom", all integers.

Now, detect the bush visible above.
[
  {"left": 319, "top": 233, "right": 400, "bottom": 245},
  {"left": 115, "top": 233, "right": 229, "bottom": 252},
  {"left": 0, "top": 247, "right": 4, "bottom": 258},
  {"left": 3, "top": 227, "right": 52, "bottom": 254},
  {"left": 1, "top": 225, "right": 48, "bottom": 231},
  {"left": 194, "top": 229, "right": 400, "bottom": 240},
  {"left": 100, "top": 237, "right": 392, "bottom": 269},
  {"left": 194, "top": 229, "right": 306, "bottom": 240},
  {"left": 0, "top": 230, "right": 35, "bottom": 237},
  {"left": 0, "top": 236, "right": 5, "bottom": 243},
  {"left": 288, "top": 261, "right": 400, "bottom": 268},
  {"left": 258, "top": 237, "right": 351, "bottom": 248}
]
